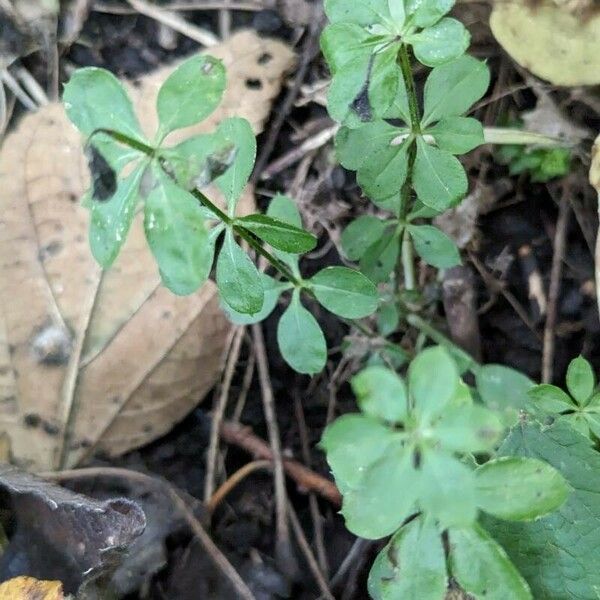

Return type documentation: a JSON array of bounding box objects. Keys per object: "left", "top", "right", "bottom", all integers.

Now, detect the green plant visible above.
[
  {"left": 496, "top": 143, "right": 572, "bottom": 182},
  {"left": 63, "top": 56, "right": 378, "bottom": 374}
]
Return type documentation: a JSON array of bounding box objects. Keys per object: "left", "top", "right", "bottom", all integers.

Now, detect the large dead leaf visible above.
[
  {"left": 490, "top": 0, "right": 600, "bottom": 86},
  {"left": 0, "top": 30, "right": 295, "bottom": 471}
]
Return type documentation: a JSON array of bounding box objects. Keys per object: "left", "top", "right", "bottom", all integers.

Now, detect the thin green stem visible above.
[{"left": 401, "top": 228, "right": 416, "bottom": 290}]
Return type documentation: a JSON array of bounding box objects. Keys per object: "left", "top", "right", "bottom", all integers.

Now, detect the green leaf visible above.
[
  {"left": 383, "top": 70, "right": 411, "bottom": 123},
  {"left": 475, "top": 457, "right": 570, "bottom": 522},
  {"left": 413, "top": 137, "right": 468, "bottom": 210},
  {"left": 335, "top": 120, "right": 399, "bottom": 171},
  {"left": 266, "top": 194, "right": 303, "bottom": 270},
  {"left": 342, "top": 445, "right": 419, "bottom": 538},
  {"left": 357, "top": 140, "right": 410, "bottom": 202},
  {"left": 321, "top": 23, "right": 371, "bottom": 73},
  {"left": 89, "top": 162, "right": 145, "bottom": 267},
  {"left": 422, "top": 55, "right": 490, "bottom": 127},
  {"left": 352, "top": 365, "right": 408, "bottom": 422},
  {"left": 277, "top": 292, "right": 327, "bottom": 374},
  {"left": 449, "top": 524, "right": 532, "bottom": 600},
  {"left": 406, "top": 0, "right": 454, "bottom": 27},
  {"left": 223, "top": 274, "right": 291, "bottom": 325},
  {"left": 408, "top": 224, "right": 461, "bottom": 268},
  {"left": 426, "top": 116, "right": 484, "bottom": 154},
  {"left": 328, "top": 46, "right": 399, "bottom": 127},
  {"left": 527, "top": 384, "right": 575, "bottom": 414},
  {"left": 377, "top": 302, "right": 399, "bottom": 336},
  {"left": 409, "top": 346, "right": 459, "bottom": 420},
  {"left": 213, "top": 117, "right": 256, "bottom": 212},
  {"left": 324, "top": 0, "right": 391, "bottom": 25},
  {"left": 370, "top": 518, "right": 447, "bottom": 599},
  {"left": 310, "top": 266, "right": 379, "bottom": 318},
  {"left": 583, "top": 412, "right": 600, "bottom": 439},
  {"left": 410, "top": 17, "right": 470, "bottom": 67},
  {"left": 236, "top": 214, "right": 316, "bottom": 254},
  {"left": 216, "top": 229, "right": 264, "bottom": 314},
  {"left": 420, "top": 450, "right": 477, "bottom": 527},
  {"left": 563, "top": 412, "right": 591, "bottom": 437},
  {"left": 435, "top": 405, "right": 504, "bottom": 453},
  {"left": 156, "top": 55, "right": 226, "bottom": 138},
  {"left": 321, "top": 413, "right": 399, "bottom": 494},
  {"left": 144, "top": 166, "right": 212, "bottom": 295},
  {"left": 341, "top": 215, "right": 389, "bottom": 261},
  {"left": 475, "top": 364, "right": 534, "bottom": 423},
  {"left": 566, "top": 356, "right": 595, "bottom": 405},
  {"left": 388, "top": 0, "right": 406, "bottom": 27},
  {"left": 360, "top": 230, "right": 399, "bottom": 283},
  {"left": 63, "top": 67, "right": 145, "bottom": 142},
  {"left": 484, "top": 419, "right": 600, "bottom": 599}
]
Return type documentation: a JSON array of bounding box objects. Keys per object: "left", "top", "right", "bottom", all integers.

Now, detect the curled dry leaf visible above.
[
  {"left": 0, "top": 577, "right": 63, "bottom": 600},
  {"left": 490, "top": 0, "right": 600, "bottom": 86},
  {"left": 0, "top": 465, "right": 145, "bottom": 594},
  {"left": 0, "top": 30, "right": 295, "bottom": 470}
]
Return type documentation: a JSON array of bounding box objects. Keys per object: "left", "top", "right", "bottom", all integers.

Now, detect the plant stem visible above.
[{"left": 396, "top": 44, "right": 421, "bottom": 292}]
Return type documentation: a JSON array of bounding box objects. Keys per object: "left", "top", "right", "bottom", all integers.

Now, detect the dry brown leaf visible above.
[
  {"left": 490, "top": 1, "right": 600, "bottom": 86},
  {"left": 0, "top": 577, "right": 63, "bottom": 600},
  {"left": 0, "top": 30, "right": 295, "bottom": 470}
]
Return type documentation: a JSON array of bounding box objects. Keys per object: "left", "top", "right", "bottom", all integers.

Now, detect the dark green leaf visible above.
[
  {"left": 360, "top": 230, "right": 399, "bottom": 283},
  {"left": 310, "top": 266, "right": 379, "bottom": 318},
  {"left": 357, "top": 140, "right": 410, "bottom": 202},
  {"left": 370, "top": 518, "right": 447, "bottom": 599},
  {"left": 335, "top": 120, "right": 399, "bottom": 171},
  {"left": 427, "top": 116, "right": 484, "bottom": 154},
  {"left": 89, "top": 162, "right": 145, "bottom": 267},
  {"left": 237, "top": 214, "right": 316, "bottom": 254},
  {"left": 321, "top": 23, "right": 371, "bottom": 73},
  {"left": 422, "top": 55, "right": 490, "bottom": 127},
  {"left": 277, "top": 292, "right": 327, "bottom": 374},
  {"left": 475, "top": 457, "right": 570, "bottom": 521},
  {"left": 144, "top": 166, "right": 212, "bottom": 295},
  {"left": 449, "top": 524, "right": 532, "bottom": 600},
  {"left": 484, "top": 419, "right": 600, "bottom": 599},
  {"left": 266, "top": 194, "right": 303, "bottom": 270},
  {"left": 408, "top": 223, "right": 461, "bottom": 268},
  {"left": 413, "top": 137, "right": 468, "bottom": 210},
  {"left": 156, "top": 55, "right": 226, "bottom": 137},
  {"left": 341, "top": 215, "right": 390, "bottom": 261},
  {"left": 216, "top": 229, "right": 264, "bottom": 314},
  {"left": 342, "top": 445, "right": 419, "bottom": 538},
  {"left": 352, "top": 365, "right": 408, "bottom": 422},
  {"left": 528, "top": 384, "right": 575, "bottom": 414},
  {"left": 223, "top": 274, "right": 291, "bottom": 325},
  {"left": 566, "top": 356, "right": 595, "bottom": 406},
  {"left": 321, "top": 413, "right": 399, "bottom": 494}
]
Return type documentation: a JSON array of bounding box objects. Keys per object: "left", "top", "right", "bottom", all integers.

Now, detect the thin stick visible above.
[
  {"left": 542, "top": 188, "right": 571, "bottom": 383},
  {"left": 251, "top": 323, "right": 293, "bottom": 570},
  {"left": 207, "top": 459, "right": 271, "bottom": 513},
  {"left": 126, "top": 0, "right": 219, "bottom": 46},
  {"left": 15, "top": 67, "right": 48, "bottom": 106},
  {"left": 294, "top": 395, "right": 329, "bottom": 578},
  {"left": 94, "top": 1, "right": 263, "bottom": 13},
  {"left": 220, "top": 420, "right": 342, "bottom": 506},
  {"left": 288, "top": 504, "right": 335, "bottom": 600},
  {"left": 204, "top": 325, "right": 245, "bottom": 503},
  {"left": 0, "top": 70, "right": 37, "bottom": 111},
  {"left": 43, "top": 467, "right": 257, "bottom": 600}
]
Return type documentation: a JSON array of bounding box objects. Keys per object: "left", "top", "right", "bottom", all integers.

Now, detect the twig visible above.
[
  {"left": 328, "top": 538, "right": 373, "bottom": 592},
  {"left": 542, "top": 188, "right": 571, "bottom": 383},
  {"left": 251, "top": 9, "right": 324, "bottom": 182},
  {"left": 288, "top": 504, "right": 335, "bottom": 600},
  {"left": 220, "top": 420, "right": 342, "bottom": 506},
  {"left": 126, "top": 0, "right": 219, "bottom": 46},
  {"left": 94, "top": 0, "right": 264, "bottom": 13},
  {"left": 293, "top": 394, "right": 329, "bottom": 578},
  {"left": 204, "top": 325, "right": 245, "bottom": 504},
  {"left": 251, "top": 323, "right": 294, "bottom": 574},
  {"left": 207, "top": 459, "right": 271, "bottom": 513},
  {"left": 15, "top": 67, "right": 48, "bottom": 106},
  {"left": 0, "top": 70, "right": 37, "bottom": 111},
  {"left": 42, "top": 467, "right": 256, "bottom": 600}
]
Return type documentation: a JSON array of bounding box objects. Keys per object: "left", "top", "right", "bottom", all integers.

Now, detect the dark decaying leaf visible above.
[
  {"left": 0, "top": 465, "right": 146, "bottom": 595},
  {"left": 85, "top": 144, "right": 117, "bottom": 202}
]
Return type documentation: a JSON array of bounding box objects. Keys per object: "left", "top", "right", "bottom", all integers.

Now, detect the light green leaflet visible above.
[
  {"left": 156, "top": 54, "right": 226, "bottom": 139},
  {"left": 408, "top": 224, "right": 461, "bottom": 268},
  {"left": 216, "top": 229, "right": 264, "bottom": 315}
]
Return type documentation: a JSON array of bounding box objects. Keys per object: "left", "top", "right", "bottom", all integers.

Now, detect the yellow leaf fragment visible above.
[{"left": 0, "top": 577, "right": 63, "bottom": 600}]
